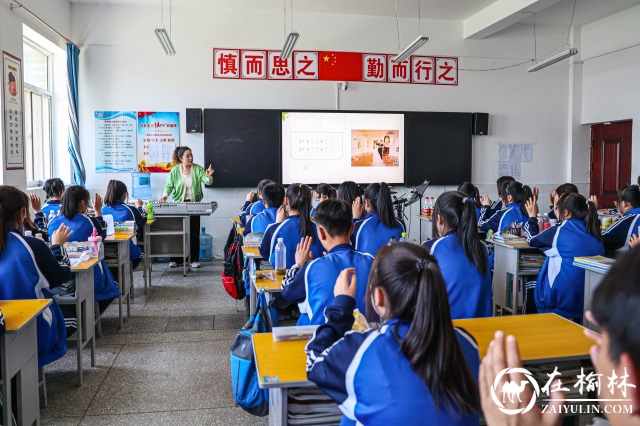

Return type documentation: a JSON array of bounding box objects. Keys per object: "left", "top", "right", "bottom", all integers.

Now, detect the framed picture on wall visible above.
[{"left": 2, "top": 51, "right": 24, "bottom": 170}]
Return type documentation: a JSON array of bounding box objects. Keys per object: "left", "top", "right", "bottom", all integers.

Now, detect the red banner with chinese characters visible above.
[{"left": 213, "top": 48, "right": 458, "bottom": 85}]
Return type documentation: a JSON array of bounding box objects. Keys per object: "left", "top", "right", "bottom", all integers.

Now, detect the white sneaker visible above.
[
  {"left": 169, "top": 261, "right": 178, "bottom": 268},
  {"left": 190, "top": 262, "right": 201, "bottom": 269}
]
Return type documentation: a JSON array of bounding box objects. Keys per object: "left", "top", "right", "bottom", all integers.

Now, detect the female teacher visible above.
[{"left": 160, "top": 146, "right": 214, "bottom": 269}]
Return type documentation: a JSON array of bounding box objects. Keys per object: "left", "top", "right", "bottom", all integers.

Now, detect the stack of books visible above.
[
  {"left": 288, "top": 388, "right": 342, "bottom": 425},
  {"left": 519, "top": 254, "right": 546, "bottom": 273},
  {"left": 574, "top": 256, "right": 616, "bottom": 272},
  {"left": 493, "top": 234, "right": 529, "bottom": 246}
]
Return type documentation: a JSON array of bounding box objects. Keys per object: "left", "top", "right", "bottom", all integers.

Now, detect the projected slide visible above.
[{"left": 282, "top": 112, "right": 404, "bottom": 184}]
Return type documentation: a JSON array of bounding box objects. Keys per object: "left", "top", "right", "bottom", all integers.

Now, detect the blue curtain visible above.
[{"left": 66, "top": 43, "right": 85, "bottom": 186}]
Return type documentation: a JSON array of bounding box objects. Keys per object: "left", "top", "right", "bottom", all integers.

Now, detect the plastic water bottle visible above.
[
  {"left": 421, "top": 197, "right": 429, "bottom": 215},
  {"left": 399, "top": 232, "right": 408, "bottom": 243},
  {"left": 275, "top": 238, "right": 287, "bottom": 274},
  {"left": 199, "top": 227, "right": 213, "bottom": 262},
  {"left": 146, "top": 200, "right": 154, "bottom": 220}
]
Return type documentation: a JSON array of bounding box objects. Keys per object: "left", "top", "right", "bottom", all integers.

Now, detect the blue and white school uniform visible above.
[
  {"left": 260, "top": 216, "right": 324, "bottom": 269},
  {"left": 243, "top": 207, "right": 278, "bottom": 236},
  {"left": 601, "top": 207, "right": 640, "bottom": 253},
  {"left": 101, "top": 202, "right": 145, "bottom": 266},
  {"left": 478, "top": 202, "right": 527, "bottom": 234},
  {"left": 423, "top": 232, "right": 492, "bottom": 319},
  {"left": 478, "top": 199, "right": 503, "bottom": 223},
  {"left": 48, "top": 213, "right": 120, "bottom": 301},
  {"left": 281, "top": 244, "right": 374, "bottom": 325},
  {"left": 527, "top": 218, "right": 604, "bottom": 319},
  {"left": 306, "top": 295, "right": 480, "bottom": 426},
  {"left": 42, "top": 199, "right": 62, "bottom": 218},
  {"left": 351, "top": 212, "right": 405, "bottom": 256},
  {"left": 0, "top": 230, "right": 70, "bottom": 366},
  {"left": 239, "top": 200, "right": 265, "bottom": 225}
]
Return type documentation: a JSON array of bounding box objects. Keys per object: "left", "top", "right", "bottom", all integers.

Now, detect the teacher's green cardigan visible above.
[{"left": 163, "top": 164, "right": 213, "bottom": 202}]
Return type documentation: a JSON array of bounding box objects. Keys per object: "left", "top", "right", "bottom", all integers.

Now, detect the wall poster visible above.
[
  {"left": 137, "top": 111, "right": 179, "bottom": 172},
  {"left": 3, "top": 51, "right": 24, "bottom": 170},
  {"left": 95, "top": 111, "right": 137, "bottom": 172}
]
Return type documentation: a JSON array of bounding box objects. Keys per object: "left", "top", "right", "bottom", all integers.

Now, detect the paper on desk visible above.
[
  {"left": 70, "top": 252, "right": 92, "bottom": 266},
  {"left": 258, "top": 271, "right": 276, "bottom": 281},
  {"left": 498, "top": 144, "right": 509, "bottom": 162}
]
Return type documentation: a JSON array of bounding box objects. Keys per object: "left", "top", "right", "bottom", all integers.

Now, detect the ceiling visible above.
[{"left": 69, "top": 0, "right": 640, "bottom": 27}]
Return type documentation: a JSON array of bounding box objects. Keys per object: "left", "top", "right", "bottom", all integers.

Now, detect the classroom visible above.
[{"left": 1, "top": 0, "right": 640, "bottom": 425}]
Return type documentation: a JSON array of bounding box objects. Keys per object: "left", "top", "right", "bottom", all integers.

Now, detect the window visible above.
[{"left": 23, "top": 40, "right": 53, "bottom": 182}]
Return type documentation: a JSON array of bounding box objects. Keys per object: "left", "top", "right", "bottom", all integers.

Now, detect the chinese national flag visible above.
[{"left": 318, "top": 51, "right": 363, "bottom": 82}]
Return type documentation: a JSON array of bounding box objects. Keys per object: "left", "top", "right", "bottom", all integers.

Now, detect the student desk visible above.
[
  {"left": 231, "top": 217, "right": 242, "bottom": 227},
  {"left": 0, "top": 299, "right": 52, "bottom": 426},
  {"left": 141, "top": 219, "right": 154, "bottom": 292},
  {"left": 237, "top": 227, "right": 245, "bottom": 235},
  {"left": 253, "top": 313, "right": 593, "bottom": 425},
  {"left": 57, "top": 258, "right": 99, "bottom": 386},
  {"left": 491, "top": 241, "right": 543, "bottom": 315},
  {"left": 144, "top": 216, "right": 191, "bottom": 280},
  {"left": 416, "top": 215, "right": 433, "bottom": 243},
  {"left": 573, "top": 263, "right": 609, "bottom": 331},
  {"left": 104, "top": 234, "right": 134, "bottom": 328},
  {"left": 243, "top": 246, "right": 262, "bottom": 259},
  {"left": 249, "top": 270, "right": 285, "bottom": 316}
]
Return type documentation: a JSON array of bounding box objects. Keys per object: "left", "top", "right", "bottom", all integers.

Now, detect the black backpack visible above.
[{"left": 222, "top": 227, "right": 246, "bottom": 300}]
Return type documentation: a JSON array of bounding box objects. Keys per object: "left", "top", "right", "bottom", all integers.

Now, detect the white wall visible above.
[
  {"left": 72, "top": 3, "right": 574, "bottom": 255},
  {"left": 0, "top": 0, "right": 71, "bottom": 188},
  {"left": 581, "top": 3, "right": 640, "bottom": 182}
]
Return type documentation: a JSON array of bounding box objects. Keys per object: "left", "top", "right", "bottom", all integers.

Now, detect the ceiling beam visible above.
[{"left": 464, "top": 0, "right": 562, "bottom": 39}]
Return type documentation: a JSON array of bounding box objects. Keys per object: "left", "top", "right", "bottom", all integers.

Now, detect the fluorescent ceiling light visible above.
[
  {"left": 155, "top": 28, "right": 175, "bottom": 56},
  {"left": 528, "top": 48, "right": 577, "bottom": 72},
  {"left": 280, "top": 32, "right": 299, "bottom": 60},
  {"left": 393, "top": 35, "right": 429, "bottom": 63}
]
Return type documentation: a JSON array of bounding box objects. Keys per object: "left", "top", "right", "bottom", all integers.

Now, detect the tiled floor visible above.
[{"left": 42, "top": 260, "right": 268, "bottom": 426}]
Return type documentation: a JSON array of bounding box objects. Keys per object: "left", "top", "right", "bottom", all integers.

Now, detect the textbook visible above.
[
  {"left": 272, "top": 326, "right": 319, "bottom": 342},
  {"left": 574, "top": 256, "right": 616, "bottom": 271}
]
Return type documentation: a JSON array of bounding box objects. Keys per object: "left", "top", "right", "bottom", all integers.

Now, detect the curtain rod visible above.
[{"left": 10, "top": 0, "right": 78, "bottom": 48}]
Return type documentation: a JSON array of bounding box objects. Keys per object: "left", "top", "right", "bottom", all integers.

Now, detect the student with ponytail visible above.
[
  {"left": 423, "top": 192, "right": 491, "bottom": 319},
  {"left": 478, "top": 180, "right": 529, "bottom": 234},
  {"left": 524, "top": 193, "right": 604, "bottom": 320},
  {"left": 260, "top": 183, "right": 324, "bottom": 268},
  {"left": 42, "top": 177, "right": 65, "bottom": 217},
  {"left": 351, "top": 182, "right": 405, "bottom": 256},
  {"left": 306, "top": 243, "right": 481, "bottom": 425},
  {"left": 0, "top": 186, "right": 76, "bottom": 366},
  {"left": 600, "top": 185, "right": 640, "bottom": 253},
  {"left": 48, "top": 186, "right": 120, "bottom": 311},
  {"left": 337, "top": 180, "right": 365, "bottom": 221},
  {"left": 547, "top": 183, "right": 579, "bottom": 220},
  {"left": 457, "top": 182, "right": 482, "bottom": 220},
  {"left": 102, "top": 179, "right": 146, "bottom": 269}
]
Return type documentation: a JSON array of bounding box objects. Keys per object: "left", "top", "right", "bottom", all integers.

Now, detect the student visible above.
[
  {"left": 524, "top": 193, "right": 604, "bottom": 320},
  {"left": 422, "top": 192, "right": 491, "bottom": 319},
  {"left": 48, "top": 186, "right": 120, "bottom": 311},
  {"left": 305, "top": 243, "right": 481, "bottom": 425},
  {"left": 311, "top": 183, "right": 336, "bottom": 216},
  {"left": 239, "top": 179, "right": 273, "bottom": 225},
  {"left": 547, "top": 183, "right": 579, "bottom": 220},
  {"left": 101, "top": 180, "right": 145, "bottom": 269},
  {"left": 260, "top": 183, "right": 324, "bottom": 269},
  {"left": 243, "top": 183, "right": 284, "bottom": 236},
  {"left": 480, "top": 175, "right": 515, "bottom": 217},
  {"left": 337, "top": 180, "right": 365, "bottom": 221},
  {"left": 22, "top": 193, "right": 50, "bottom": 242},
  {"left": 601, "top": 185, "right": 640, "bottom": 253},
  {"left": 478, "top": 180, "right": 528, "bottom": 234},
  {"left": 281, "top": 199, "right": 374, "bottom": 325},
  {"left": 0, "top": 186, "right": 75, "bottom": 366},
  {"left": 352, "top": 182, "right": 405, "bottom": 256},
  {"left": 457, "top": 182, "right": 482, "bottom": 220},
  {"left": 42, "top": 178, "right": 65, "bottom": 218},
  {"left": 481, "top": 246, "right": 640, "bottom": 426}
]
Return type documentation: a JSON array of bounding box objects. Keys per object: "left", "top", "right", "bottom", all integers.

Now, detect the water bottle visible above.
[
  {"left": 421, "top": 197, "right": 429, "bottom": 215},
  {"left": 275, "top": 238, "right": 287, "bottom": 274},
  {"left": 146, "top": 200, "right": 154, "bottom": 220},
  {"left": 199, "top": 227, "right": 213, "bottom": 262},
  {"left": 399, "top": 232, "right": 408, "bottom": 243}
]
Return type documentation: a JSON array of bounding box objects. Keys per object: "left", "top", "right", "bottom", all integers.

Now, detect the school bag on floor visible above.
[
  {"left": 230, "top": 293, "right": 272, "bottom": 416},
  {"left": 222, "top": 227, "right": 246, "bottom": 300}
]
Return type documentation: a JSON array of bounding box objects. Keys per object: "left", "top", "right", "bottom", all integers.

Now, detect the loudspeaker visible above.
[
  {"left": 186, "top": 108, "right": 203, "bottom": 133},
  {"left": 472, "top": 112, "right": 489, "bottom": 136}
]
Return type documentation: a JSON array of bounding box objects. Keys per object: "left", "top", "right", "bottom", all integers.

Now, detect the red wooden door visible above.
[{"left": 590, "top": 121, "right": 633, "bottom": 208}]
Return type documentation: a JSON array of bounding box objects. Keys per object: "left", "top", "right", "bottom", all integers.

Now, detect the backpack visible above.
[
  {"left": 222, "top": 227, "right": 246, "bottom": 300},
  {"left": 230, "top": 293, "right": 272, "bottom": 416}
]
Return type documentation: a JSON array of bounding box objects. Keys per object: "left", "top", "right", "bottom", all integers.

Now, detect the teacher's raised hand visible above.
[{"left": 206, "top": 164, "right": 215, "bottom": 178}]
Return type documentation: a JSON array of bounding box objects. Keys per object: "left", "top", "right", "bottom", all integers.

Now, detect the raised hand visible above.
[
  {"left": 549, "top": 188, "right": 556, "bottom": 206},
  {"left": 629, "top": 227, "right": 640, "bottom": 248},
  {"left": 206, "top": 164, "right": 215, "bottom": 178},
  {"left": 135, "top": 199, "right": 144, "bottom": 208},
  {"left": 589, "top": 195, "right": 599, "bottom": 209},
  {"left": 246, "top": 190, "right": 256, "bottom": 202},
  {"left": 93, "top": 193, "right": 103, "bottom": 216},
  {"left": 29, "top": 194, "right": 42, "bottom": 213},
  {"left": 352, "top": 197, "right": 363, "bottom": 220},
  {"left": 525, "top": 197, "right": 538, "bottom": 218},
  {"left": 276, "top": 205, "right": 287, "bottom": 223},
  {"left": 532, "top": 187, "right": 539, "bottom": 202},
  {"left": 334, "top": 268, "right": 357, "bottom": 298},
  {"left": 295, "top": 236, "right": 313, "bottom": 268},
  {"left": 51, "top": 224, "right": 73, "bottom": 246},
  {"left": 482, "top": 194, "right": 493, "bottom": 207}
]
